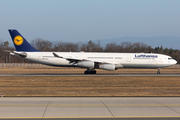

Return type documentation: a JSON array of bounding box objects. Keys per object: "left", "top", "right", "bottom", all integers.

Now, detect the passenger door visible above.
[
  {"left": 38, "top": 53, "right": 43, "bottom": 61},
  {"left": 159, "top": 56, "right": 164, "bottom": 63},
  {"left": 126, "top": 55, "right": 131, "bottom": 62}
]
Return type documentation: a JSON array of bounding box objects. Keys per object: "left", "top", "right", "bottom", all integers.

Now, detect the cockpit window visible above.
[{"left": 168, "top": 58, "right": 173, "bottom": 60}]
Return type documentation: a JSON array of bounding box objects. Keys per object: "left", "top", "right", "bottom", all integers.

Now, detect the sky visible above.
[{"left": 0, "top": 0, "right": 180, "bottom": 43}]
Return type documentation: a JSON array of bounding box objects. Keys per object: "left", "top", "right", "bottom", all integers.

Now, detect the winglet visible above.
[
  {"left": 53, "top": 53, "right": 63, "bottom": 58},
  {"left": 8, "top": 29, "right": 39, "bottom": 52}
]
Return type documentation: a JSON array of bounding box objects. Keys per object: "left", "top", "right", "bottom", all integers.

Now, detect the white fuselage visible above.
[{"left": 20, "top": 52, "right": 177, "bottom": 69}]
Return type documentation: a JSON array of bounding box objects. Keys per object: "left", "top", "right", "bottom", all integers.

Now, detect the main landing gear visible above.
[
  {"left": 157, "top": 68, "right": 161, "bottom": 74},
  {"left": 84, "top": 69, "right": 96, "bottom": 74}
]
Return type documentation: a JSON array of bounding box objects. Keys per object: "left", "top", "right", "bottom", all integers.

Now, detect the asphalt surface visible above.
[
  {"left": 0, "top": 73, "right": 180, "bottom": 76},
  {"left": 1, "top": 97, "right": 180, "bottom": 119},
  {"left": 0, "top": 118, "right": 179, "bottom": 120}
]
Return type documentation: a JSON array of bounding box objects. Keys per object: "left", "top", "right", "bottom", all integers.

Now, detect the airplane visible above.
[{"left": 8, "top": 29, "right": 177, "bottom": 74}]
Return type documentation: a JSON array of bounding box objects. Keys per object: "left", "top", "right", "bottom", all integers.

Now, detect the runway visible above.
[
  {"left": 0, "top": 73, "right": 180, "bottom": 76},
  {"left": 0, "top": 97, "right": 180, "bottom": 119}
]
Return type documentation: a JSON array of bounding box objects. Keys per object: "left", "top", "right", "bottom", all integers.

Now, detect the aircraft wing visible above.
[
  {"left": 53, "top": 53, "right": 118, "bottom": 64},
  {"left": 53, "top": 53, "right": 83, "bottom": 63}
]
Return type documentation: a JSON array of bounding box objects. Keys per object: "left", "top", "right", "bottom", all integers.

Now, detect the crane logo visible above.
[{"left": 14, "top": 35, "right": 23, "bottom": 46}]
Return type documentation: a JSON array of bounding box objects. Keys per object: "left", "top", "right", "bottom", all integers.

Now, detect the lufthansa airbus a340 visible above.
[{"left": 8, "top": 29, "right": 177, "bottom": 74}]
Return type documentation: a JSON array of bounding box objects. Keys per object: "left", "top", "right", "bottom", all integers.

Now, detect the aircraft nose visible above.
[{"left": 173, "top": 59, "right": 177, "bottom": 64}]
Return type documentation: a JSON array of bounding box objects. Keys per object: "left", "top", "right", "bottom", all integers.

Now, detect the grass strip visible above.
[{"left": 0, "top": 76, "right": 180, "bottom": 96}]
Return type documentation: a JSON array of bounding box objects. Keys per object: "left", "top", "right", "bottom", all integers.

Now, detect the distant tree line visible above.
[{"left": 0, "top": 38, "right": 180, "bottom": 63}]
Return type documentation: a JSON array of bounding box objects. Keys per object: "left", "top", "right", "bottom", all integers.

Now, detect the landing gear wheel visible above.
[
  {"left": 84, "top": 71, "right": 88, "bottom": 74},
  {"left": 157, "top": 68, "right": 161, "bottom": 74},
  {"left": 90, "top": 70, "right": 96, "bottom": 74},
  {"left": 157, "top": 71, "right": 160, "bottom": 74},
  {"left": 84, "top": 70, "right": 96, "bottom": 74}
]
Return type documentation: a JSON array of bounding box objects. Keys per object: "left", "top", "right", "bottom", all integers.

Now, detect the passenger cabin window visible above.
[
  {"left": 88, "top": 57, "right": 113, "bottom": 59},
  {"left": 168, "top": 58, "right": 173, "bottom": 60}
]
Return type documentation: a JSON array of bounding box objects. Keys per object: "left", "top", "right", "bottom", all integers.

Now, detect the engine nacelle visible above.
[
  {"left": 99, "top": 64, "right": 115, "bottom": 71},
  {"left": 77, "top": 61, "right": 94, "bottom": 68}
]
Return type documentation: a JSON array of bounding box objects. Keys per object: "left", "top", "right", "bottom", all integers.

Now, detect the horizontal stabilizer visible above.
[
  {"left": 4, "top": 50, "right": 27, "bottom": 58},
  {"left": 3, "top": 50, "right": 12, "bottom": 53},
  {"left": 13, "top": 52, "right": 27, "bottom": 58}
]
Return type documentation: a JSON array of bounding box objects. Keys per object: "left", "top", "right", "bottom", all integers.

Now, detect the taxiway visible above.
[{"left": 0, "top": 97, "right": 180, "bottom": 119}]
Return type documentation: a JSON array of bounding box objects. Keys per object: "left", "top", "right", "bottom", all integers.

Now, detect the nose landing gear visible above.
[
  {"left": 84, "top": 69, "right": 96, "bottom": 74},
  {"left": 157, "top": 68, "right": 161, "bottom": 74}
]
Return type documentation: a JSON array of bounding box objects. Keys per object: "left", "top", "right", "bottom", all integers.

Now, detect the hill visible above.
[{"left": 92, "top": 36, "right": 180, "bottom": 49}]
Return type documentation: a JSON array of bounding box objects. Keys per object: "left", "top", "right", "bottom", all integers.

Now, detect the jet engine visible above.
[
  {"left": 77, "top": 61, "right": 94, "bottom": 68},
  {"left": 99, "top": 64, "right": 115, "bottom": 71}
]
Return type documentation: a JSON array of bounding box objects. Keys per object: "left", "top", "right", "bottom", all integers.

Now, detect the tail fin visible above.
[{"left": 8, "top": 29, "right": 38, "bottom": 52}]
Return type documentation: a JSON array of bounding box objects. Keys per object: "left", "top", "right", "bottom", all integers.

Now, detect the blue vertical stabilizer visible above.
[{"left": 8, "top": 29, "right": 39, "bottom": 52}]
